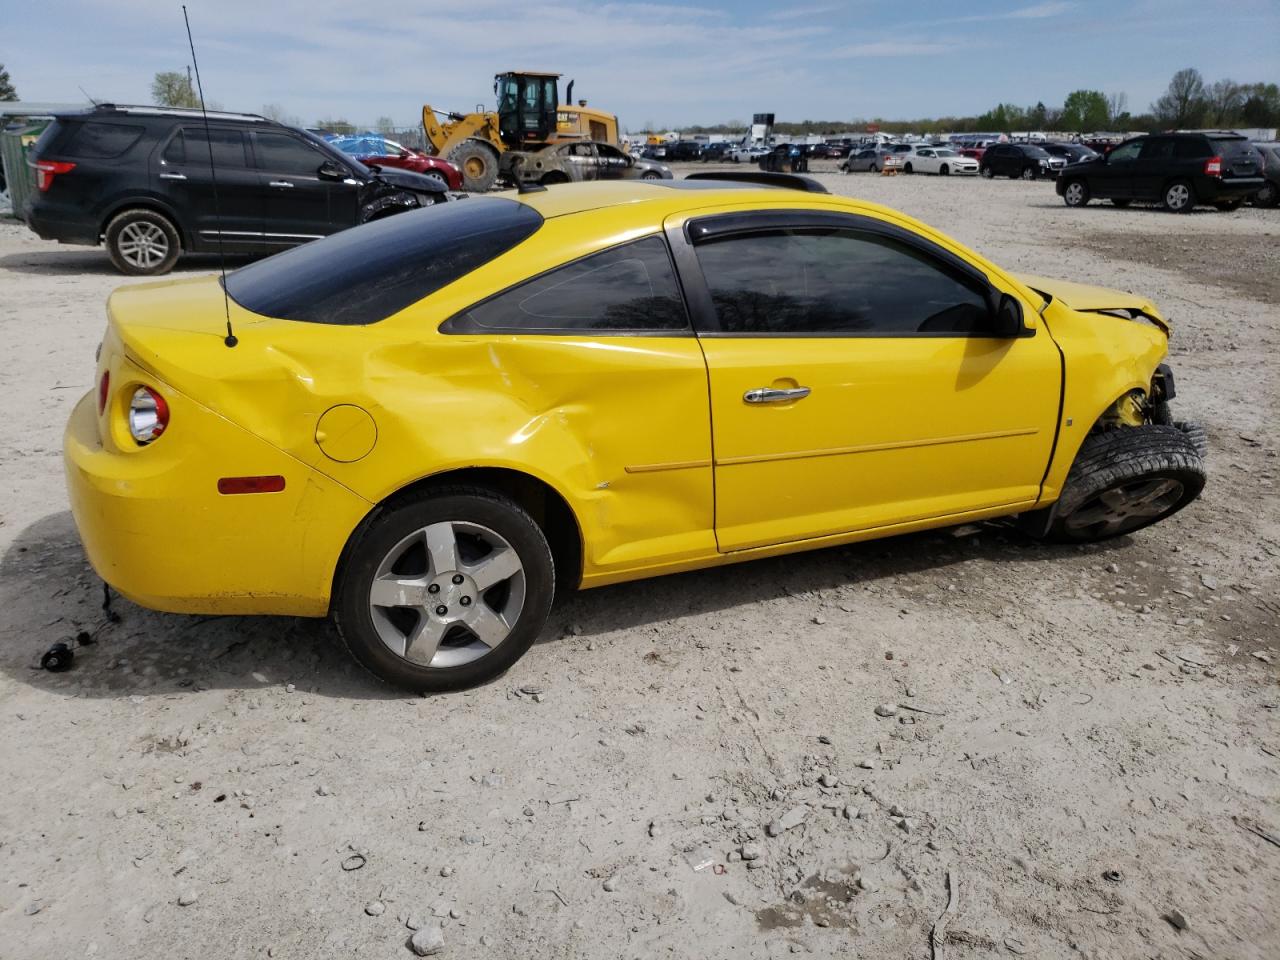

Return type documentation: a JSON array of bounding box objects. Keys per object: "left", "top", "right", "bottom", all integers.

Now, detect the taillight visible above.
[
  {"left": 1204, "top": 156, "right": 1222, "bottom": 176},
  {"left": 32, "top": 159, "right": 76, "bottom": 192},
  {"left": 127, "top": 386, "right": 169, "bottom": 445},
  {"left": 98, "top": 371, "right": 110, "bottom": 414}
]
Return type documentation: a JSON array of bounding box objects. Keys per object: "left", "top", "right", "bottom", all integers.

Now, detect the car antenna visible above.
[
  {"left": 182, "top": 4, "right": 237, "bottom": 348},
  {"left": 77, "top": 85, "right": 100, "bottom": 107}
]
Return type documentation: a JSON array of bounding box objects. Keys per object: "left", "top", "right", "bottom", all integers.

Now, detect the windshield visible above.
[{"left": 1023, "top": 146, "right": 1050, "bottom": 158}]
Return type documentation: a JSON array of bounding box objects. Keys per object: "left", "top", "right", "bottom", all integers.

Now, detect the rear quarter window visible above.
[
  {"left": 1174, "top": 139, "right": 1212, "bottom": 159},
  {"left": 224, "top": 197, "right": 543, "bottom": 326},
  {"left": 63, "top": 121, "right": 146, "bottom": 159}
]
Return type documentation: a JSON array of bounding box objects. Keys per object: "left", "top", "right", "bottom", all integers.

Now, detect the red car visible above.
[{"left": 332, "top": 135, "right": 463, "bottom": 190}]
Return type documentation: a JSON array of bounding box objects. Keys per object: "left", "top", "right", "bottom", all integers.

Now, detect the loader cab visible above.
[{"left": 495, "top": 72, "right": 559, "bottom": 147}]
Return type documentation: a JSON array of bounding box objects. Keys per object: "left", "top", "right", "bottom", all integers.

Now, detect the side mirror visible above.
[
  {"left": 318, "top": 159, "right": 347, "bottom": 181},
  {"left": 994, "top": 293, "right": 1026, "bottom": 337}
]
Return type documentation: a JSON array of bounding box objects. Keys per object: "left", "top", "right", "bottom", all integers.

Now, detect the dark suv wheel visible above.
[
  {"left": 1161, "top": 180, "right": 1196, "bottom": 213},
  {"left": 1062, "top": 180, "right": 1090, "bottom": 207},
  {"left": 105, "top": 208, "right": 181, "bottom": 276}
]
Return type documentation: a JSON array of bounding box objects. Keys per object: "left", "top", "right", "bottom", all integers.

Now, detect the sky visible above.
[{"left": 4, "top": 0, "right": 1278, "bottom": 131}]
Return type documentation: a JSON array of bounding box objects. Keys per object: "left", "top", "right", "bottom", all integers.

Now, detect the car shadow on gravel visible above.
[
  {"left": 0, "top": 250, "right": 257, "bottom": 277},
  {"left": 1, "top": 509, "right": 1127, "bottom": 701}
]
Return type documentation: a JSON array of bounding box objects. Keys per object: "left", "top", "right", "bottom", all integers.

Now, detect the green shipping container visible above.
[{"left": 1, "top": 120, "right": 50, "bottom": 221}]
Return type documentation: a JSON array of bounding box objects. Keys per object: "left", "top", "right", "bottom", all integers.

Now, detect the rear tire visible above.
[
  {"left": 1062, "top": 180, "right": 1090, "bottom": 207},
  {"left": 105, "top": 209, "right": 181, "bottom": 276},
  {"left": 446, "top": 139, "right": 500, "bottom": 192},
  {"left": 1161, "top": 179, "right": 1196, "bottom": 213},
  {"left": 980, "top": 166, "right": 994, "bottom": 179},
  {"left": 640, "top": 170, "right": 662, "bottom": 180},
  {"left": 334, "top": 487, "right": 555, "bottom": 693},
  {"left": 904, "top": 162, "right": 913, "bottom": 174},
  {"left": 1047, "top": 425, "right": 1206, "bottom": 543}
]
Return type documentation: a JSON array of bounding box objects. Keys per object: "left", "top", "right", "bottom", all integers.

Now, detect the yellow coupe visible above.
[{"left": 64, "top": 175, "right": 1206, "bottom": 691}]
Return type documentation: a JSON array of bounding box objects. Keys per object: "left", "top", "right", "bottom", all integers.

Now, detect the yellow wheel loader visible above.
[{"left": 422, "top": 72, "right": 620, "bottom": 191}]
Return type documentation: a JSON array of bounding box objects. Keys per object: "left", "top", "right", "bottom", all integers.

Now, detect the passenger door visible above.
[
  {"left": 1092, "top": 139, "right": 1143, "bottom": 198},
  {"left": 251, "top": 130, "right": 359, "bottom": 244},
  {"left": 154, "top": 126, "right": 262, "bottom": 251},
  {"left": 669, "top": 209, "right": 1062, "bottom": 552},
  {"left": 562, "top": 142, "right": 599, "bottom": 181},
  {"left": 1131, "top": 136, "right": 1176, "bottom": 200},
  {"left": 594, "top": 143, "right": 633, "bottom": 179}
]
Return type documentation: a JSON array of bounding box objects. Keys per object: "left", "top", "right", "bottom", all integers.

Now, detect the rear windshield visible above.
[
  {"left": 64, "top": 121, "right": 146, "bottom": 158},
  {"left": 224, "top": 198, "right": 543, "bottom": 325},
  {"left": 1210, "top": 136, "right": 1256, "bottom": 160}
]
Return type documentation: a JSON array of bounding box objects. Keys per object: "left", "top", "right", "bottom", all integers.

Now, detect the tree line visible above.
[{"left": 670, "top": 68, "right": 1280, "bottom": 137}]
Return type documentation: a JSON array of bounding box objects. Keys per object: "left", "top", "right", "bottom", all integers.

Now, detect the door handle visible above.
[
  {"left": 744, "top": 386, "right": 811, "bottom": 404},
  {"left": 159, "top": 172, "right": 186, "bottom": 180},
  {"left": 268, "top": 180, "right": 294, "bottom": 188}
]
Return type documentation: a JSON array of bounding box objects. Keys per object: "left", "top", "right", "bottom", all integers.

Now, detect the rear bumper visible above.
[
  {"left": 24, "top": 201, "right": 99, "bottom": 244},
  {"left": 1199, "top": 177, "right": 1266, "bottom": 201},
  {"left": 63, "top": 374, "right": 371, "bottom": 617}
]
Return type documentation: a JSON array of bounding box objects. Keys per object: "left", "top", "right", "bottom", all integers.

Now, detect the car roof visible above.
[{"left": 495, "top": 178, "right": 910, "bottom": 229}]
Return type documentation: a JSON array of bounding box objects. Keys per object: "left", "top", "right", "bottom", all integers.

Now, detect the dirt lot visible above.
[{"left": 1, "top": 167, "right": 1277, "bottom": 960}]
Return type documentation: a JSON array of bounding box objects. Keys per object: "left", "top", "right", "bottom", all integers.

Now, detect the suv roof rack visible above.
[
  {"left": 92, "top": 103, "right": 272, "bottom": 123},
  {"left": 683, "top": 171, "right": 829, "bottom": 194}
]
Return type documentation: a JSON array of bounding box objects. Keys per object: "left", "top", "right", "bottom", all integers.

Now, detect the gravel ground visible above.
[{"left": 1, "top": 166, "right": 1277, "bottom": 960}]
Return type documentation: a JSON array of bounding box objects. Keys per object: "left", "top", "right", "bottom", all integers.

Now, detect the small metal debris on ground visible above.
[
  {"left": 341, "top": 854, "right": 367, "bottom": 872},
  {"left": 1102, "top": 869, "right": 1123, "bottom": 883},
  {"left": 684, "top": 847, "right": 717, "bottom": 872}
]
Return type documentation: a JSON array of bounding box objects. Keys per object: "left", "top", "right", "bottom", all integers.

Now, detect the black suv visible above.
[
  {"left": 25, "top": 104, "right": 450, "bottom": 275},
  {"left": 1056, "top": 132, "right": 1264, "bottom": 212},
  {"left": 979, "top": 143, "right": 1067, "bottom": 179},
  {"left": 664, "top": 141, "right": 705, "bottom": 162}
]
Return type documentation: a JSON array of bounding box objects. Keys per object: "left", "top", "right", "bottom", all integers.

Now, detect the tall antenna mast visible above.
[{"left": 182, "top": 4, "right": 237, "bottom": 348}]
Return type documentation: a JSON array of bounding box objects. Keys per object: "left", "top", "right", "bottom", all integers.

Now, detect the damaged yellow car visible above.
[{"left": 65, "top": 174, "right": 1207, "bottom": 692}]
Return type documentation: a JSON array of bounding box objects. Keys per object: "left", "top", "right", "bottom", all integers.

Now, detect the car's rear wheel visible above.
[
  {"left": 1112, "top": 198, "right": 1131, "bottom": 207},
  {"left": 334, "top": 488, "right": 555, "bottom": 693},
  {"left": 1162, "top": 179, "right": 1196, "bottom": 213},
  {"left": 903, "top": 162, "right": 913, "bottom": 173},
  {"left": 1047, "top": 425, "right": 1205, "bottom": 542},
  {"left": 1062, "top": 180, "right": 1090, "bottom": 207},
  {"left": 105, "top": 209, "right": 181, "bottom": 276},
  {"left": 640, "top": 170, "right": 662, "bottom": 180}
]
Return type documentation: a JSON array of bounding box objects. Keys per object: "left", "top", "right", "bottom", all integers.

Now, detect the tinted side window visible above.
[
  {"left": 65, "top": 122, "right": 145, "bottom": 159},
  {"left": 694, "top": 228, "right": 994, "bottom": 336},
  {"left": 1140, "top": 138, "right": 1175, "bottom": 160},
  {"left": 165, "top": 128, "right": 249, "bottom": 168},
  {"left": 1108, "top": 141, "right": 1143, "bottom": 162},
  {"left": 453, "top": 236, "right": 687, "bottom": 334},
  {"left": 254, "top": 132, "right": 327, "bottom": 176}
]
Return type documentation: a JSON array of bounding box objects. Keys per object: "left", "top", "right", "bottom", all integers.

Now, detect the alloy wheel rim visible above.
[
  {"left": 1064, "top": 477, "right": 1185, "bottom": 538},
  {"left": 1066, "top": 183, "right": 1084, "bottom": 204},
  {"left": 118, "top": 221, "right": 168, "bottom": 268},
  {"left": 1167, "top": 184, "right": 1190, "bottom": 208},
  {"left": 368, "top": 520, "right": 526, "bottom": 668}
]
